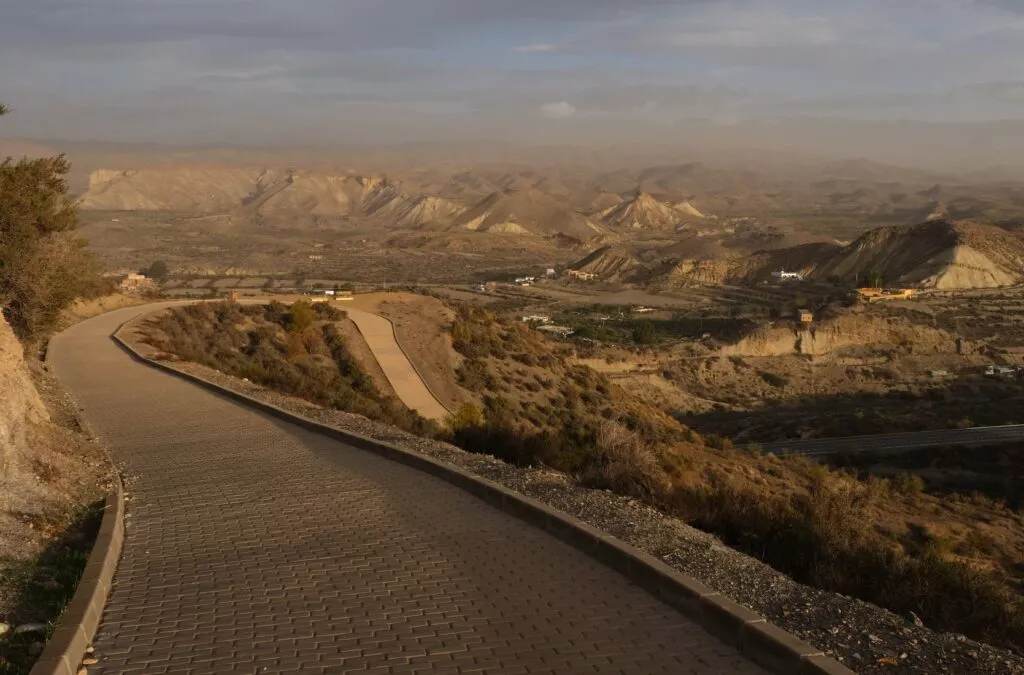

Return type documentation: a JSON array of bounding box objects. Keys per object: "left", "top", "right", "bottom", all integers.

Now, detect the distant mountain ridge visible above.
[
  {"left": 655, "top": 220, "right": 1024, "bottom": 290},
  {"left": 598, "top": 192, "right": 702, "bottom": 230}
]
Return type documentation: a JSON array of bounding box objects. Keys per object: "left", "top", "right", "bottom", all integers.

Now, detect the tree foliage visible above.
[
  {"left": 144, "top": 260, "right": 170, "bottom": 280},
  {"left": 286, "top": 301, "right": 317, "bottom": 333},
  {"left": 0, "top": 103, "right": 97, "bottom": 341}
]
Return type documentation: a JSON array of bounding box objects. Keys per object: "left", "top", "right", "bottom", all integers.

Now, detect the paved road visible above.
[
  {"left": 764, "top": 424, "right": 1024, "bottom": 457},
  {"left": 49, "top": 306, "right": 766, "bottom": 675},
  {"left": 343, "top": 308, "right": 450, "bottom": 422}
]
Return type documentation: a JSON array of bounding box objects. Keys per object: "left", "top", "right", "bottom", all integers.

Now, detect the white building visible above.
[{"left": 771, "top": 269, "right": 803, "bottom": 281}]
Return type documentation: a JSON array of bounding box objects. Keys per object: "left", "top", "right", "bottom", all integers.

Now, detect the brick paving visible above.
[{"left": 49, "top": 306, "right": 767, "bottom": 675}]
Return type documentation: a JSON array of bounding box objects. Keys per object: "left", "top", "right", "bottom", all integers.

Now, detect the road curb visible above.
[
  {"left": 112, "top": 315, "right": 854, "bottom": 675},
  {"left": 29, "top": 338, "right": 128, "bottom": 675},
  {"left": 28, "top": 485, "right": 123, "bottom": 675}
]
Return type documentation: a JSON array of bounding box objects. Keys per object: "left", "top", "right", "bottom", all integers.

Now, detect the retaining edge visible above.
[
  {"left": 28, "top": 485, "right": 123, "bottom": 675},
  {"left": 112, "top": 314, "right": 855, "bottom": 675},
  {"left": 29, "top": 334, "right": 128, "bottom": 675}
]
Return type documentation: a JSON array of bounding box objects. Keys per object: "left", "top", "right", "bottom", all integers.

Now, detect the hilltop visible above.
[
  {"left": 452, "top": 189, "right": 603, "bottom": 239},
  {"left": 814, "top": 219, "right": 1024, "bottom": 289},
  {"left": 653, "top": 220, "right": 1024, "bottom": 290},
  {"left": 597, "top": 192, "right": 700, "bottom": 230}
]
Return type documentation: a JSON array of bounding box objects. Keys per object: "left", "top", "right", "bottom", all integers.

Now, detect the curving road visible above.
[
  {"left": 49, "top": 306, "right": 766, "bottom": 675},
  {"left": 343, "top": 308, "right": 450, "bottom": 421},
  {"left": 763, "top": 424, "right": 1024, "bottom": 457}
]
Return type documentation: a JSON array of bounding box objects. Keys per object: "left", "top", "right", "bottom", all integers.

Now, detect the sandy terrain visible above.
[
  {"left": 333, "top": 318, "right": 398, "bottom": 401},
  {"left": 347, "top": 293, "right": 472, "bottom": 412}
]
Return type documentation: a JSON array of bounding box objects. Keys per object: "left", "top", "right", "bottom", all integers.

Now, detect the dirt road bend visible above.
[
  {"left": 47, "top": 306, "right": 767, "bottom": 674},
  {"left": 343, "top": 308, "right": 451, "bottom": 421}
]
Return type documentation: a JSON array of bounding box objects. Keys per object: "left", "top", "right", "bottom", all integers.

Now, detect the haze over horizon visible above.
[{"left": 5, "top": 0, "right": 1024, "bottom": 169}]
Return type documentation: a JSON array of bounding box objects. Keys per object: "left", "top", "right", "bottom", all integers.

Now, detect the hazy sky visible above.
[{"left": 3, "top": 0, "right": 1024, "bottom": 159}]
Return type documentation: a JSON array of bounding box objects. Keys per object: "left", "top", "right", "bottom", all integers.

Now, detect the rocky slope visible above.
[
  {"left": 720, "top": 312, "right": 970, "bottom": 358},
  {"left": 658, "top": 243, "right": 838, "bottom": 288},
  {"left": 81, "top": 166, "right": 264, "bottom": 212},
  {"left": 657, "top": 220, "right": 1024, "bottom": 290},
  {"left": 0, "top": 314, "right": 108, "bottom": 566},
  {"left": 452, "top": 189, "right": 603, "bottom": 239},
  {"left": 570, "top": 245, "right": 645, "bottom": 281},
  {"left": 598, "top": 192, "right": 694, "bottom": 230},
  {"left": 814, "top": 219, "right": 1024, "bottom": 289}
]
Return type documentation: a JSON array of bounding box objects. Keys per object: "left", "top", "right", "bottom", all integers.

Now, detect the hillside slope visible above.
[
  {"left": 598, "top": 192, "right": 692, "bottom": 230},
  {"left": 453, "top": 189, "right": 603, "bottom": 239},
  {"left": 814, "top": 220, "right": 1024, "bottom": 289},
  {"left": 659, "top": 220, "right": 1024, "bottom": 290},
  {"left": 80, "top": 167, "right": 264, "bottom": 211},
  {"left": 570, "top": 245, "right": 644, "bottom": 281}
]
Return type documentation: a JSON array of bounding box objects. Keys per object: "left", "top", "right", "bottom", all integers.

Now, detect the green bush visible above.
[
  {"left": 286, "top": 301, "right": 317, "bottom": 333},
  {"left": 0, "top": 149, "right": 97, "bottom": 342}
]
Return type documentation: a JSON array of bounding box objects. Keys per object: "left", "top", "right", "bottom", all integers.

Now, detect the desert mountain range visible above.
[
  {"left": 74, "top": 159, "right": 1024, "bottom": 289},
  {"left": 578, "top": 220, "right": 1024, "bottom": 290}
]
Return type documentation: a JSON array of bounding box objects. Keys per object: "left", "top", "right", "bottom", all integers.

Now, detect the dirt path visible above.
[
  {"left": 345, "top": 293, "right": 471, "bottom": 412},
  {"left": 344, "top": 308, "right": 451, "bottom": 421}
]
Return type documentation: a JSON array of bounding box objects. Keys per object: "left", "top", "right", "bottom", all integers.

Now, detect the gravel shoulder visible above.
[{"left": 126, "top": 325, "right": 1024, "bottom": 675}]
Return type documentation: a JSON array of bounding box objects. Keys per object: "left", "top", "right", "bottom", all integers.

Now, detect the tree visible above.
[
  {"left": 144, "top": 260, "right": 170, "bottom": 280},
  {"left": 286, "top": 301, "right": 316, "bottom": 333},
  {"left": 631, "top": 320, "right": 657, "bottom": 346},
  {"left": 0, "top": 105, "right": 98, "bottom": 342}
]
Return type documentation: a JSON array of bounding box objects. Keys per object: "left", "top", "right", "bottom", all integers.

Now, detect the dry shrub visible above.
[
  {"left": 581, "top": 422, "right": 666, "bottom": 501},
  {"left": 671, "top": 466, "right": 1024, "bottom": 653},
  {"left": 147, "top": 302, "right": 437, "bottom": 438}
]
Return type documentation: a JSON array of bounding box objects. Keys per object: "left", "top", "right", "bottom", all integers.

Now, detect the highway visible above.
[{"left": 762, "top": 424, "right": 1024, "bottom": 457}]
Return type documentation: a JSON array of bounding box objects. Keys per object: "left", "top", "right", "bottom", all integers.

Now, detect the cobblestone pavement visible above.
[{"left": 49, "top": 306, "right": 767, "bottom": 675}]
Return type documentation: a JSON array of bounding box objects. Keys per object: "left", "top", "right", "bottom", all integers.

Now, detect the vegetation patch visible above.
[
  {"left": 145, "top": 301, "right": 437, "bottom": 437},
  {"left": 0, "top": 503, "right": 103, "bottom": 675},
  {"left": 150, "top": 298, "right": 1024, "bottom": 654}
]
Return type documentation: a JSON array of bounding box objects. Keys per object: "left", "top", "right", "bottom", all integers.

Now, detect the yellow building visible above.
[{"left": 857, "top": 288, "right": 915, "bottom": 302}]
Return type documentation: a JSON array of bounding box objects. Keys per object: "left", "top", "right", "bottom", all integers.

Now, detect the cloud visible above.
[
  {"left": 513, "top": 44, "right": 561, "bottom": 53},
  {"left": 2, "top": 0, "right": 1024, "bottom": 147},
  {"left": 661, "top": 17, "right": 840, "bottom": 49},
  {"left": 540, "top": 101, "right": 577, "bottom": 119}
]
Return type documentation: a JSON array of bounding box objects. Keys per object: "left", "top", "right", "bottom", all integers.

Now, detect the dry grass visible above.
[
  {"left": 145, "top": 301, "right": 437, "bottom": 438},
  {"left": 150, "top": 298, "right": 1024, "bottom": 654}
]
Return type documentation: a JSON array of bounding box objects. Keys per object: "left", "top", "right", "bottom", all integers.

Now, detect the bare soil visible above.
[
  {"left": 333, "top": 317, "right": 399, "bottom": 400},
  {"left": 0, "top": 317, "right": 112, "bottom": 671},
  {"left": 351, "top": 292, "right": 473, "bottom": 412}
]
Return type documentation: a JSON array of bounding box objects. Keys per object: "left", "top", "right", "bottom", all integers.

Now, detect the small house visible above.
[
  {"left": 797, "top": 309, "right": 814, "bottom": 324},
  {"left": 119, "top": 273, "right": 157, "bottom": 296},
  {"left": 565, "top": 270, "right": 597, "bottom": 282},
  {"left": 536, "top": 325, "right": 576, "bottom": 337}
]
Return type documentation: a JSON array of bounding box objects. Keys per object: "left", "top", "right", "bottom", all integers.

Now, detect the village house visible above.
[
  {"left": 565, "top": 270, "right": 597, "bottom": 281},
  {"left": 119, "top": 273, "right": 157, "bottom": 296}
]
